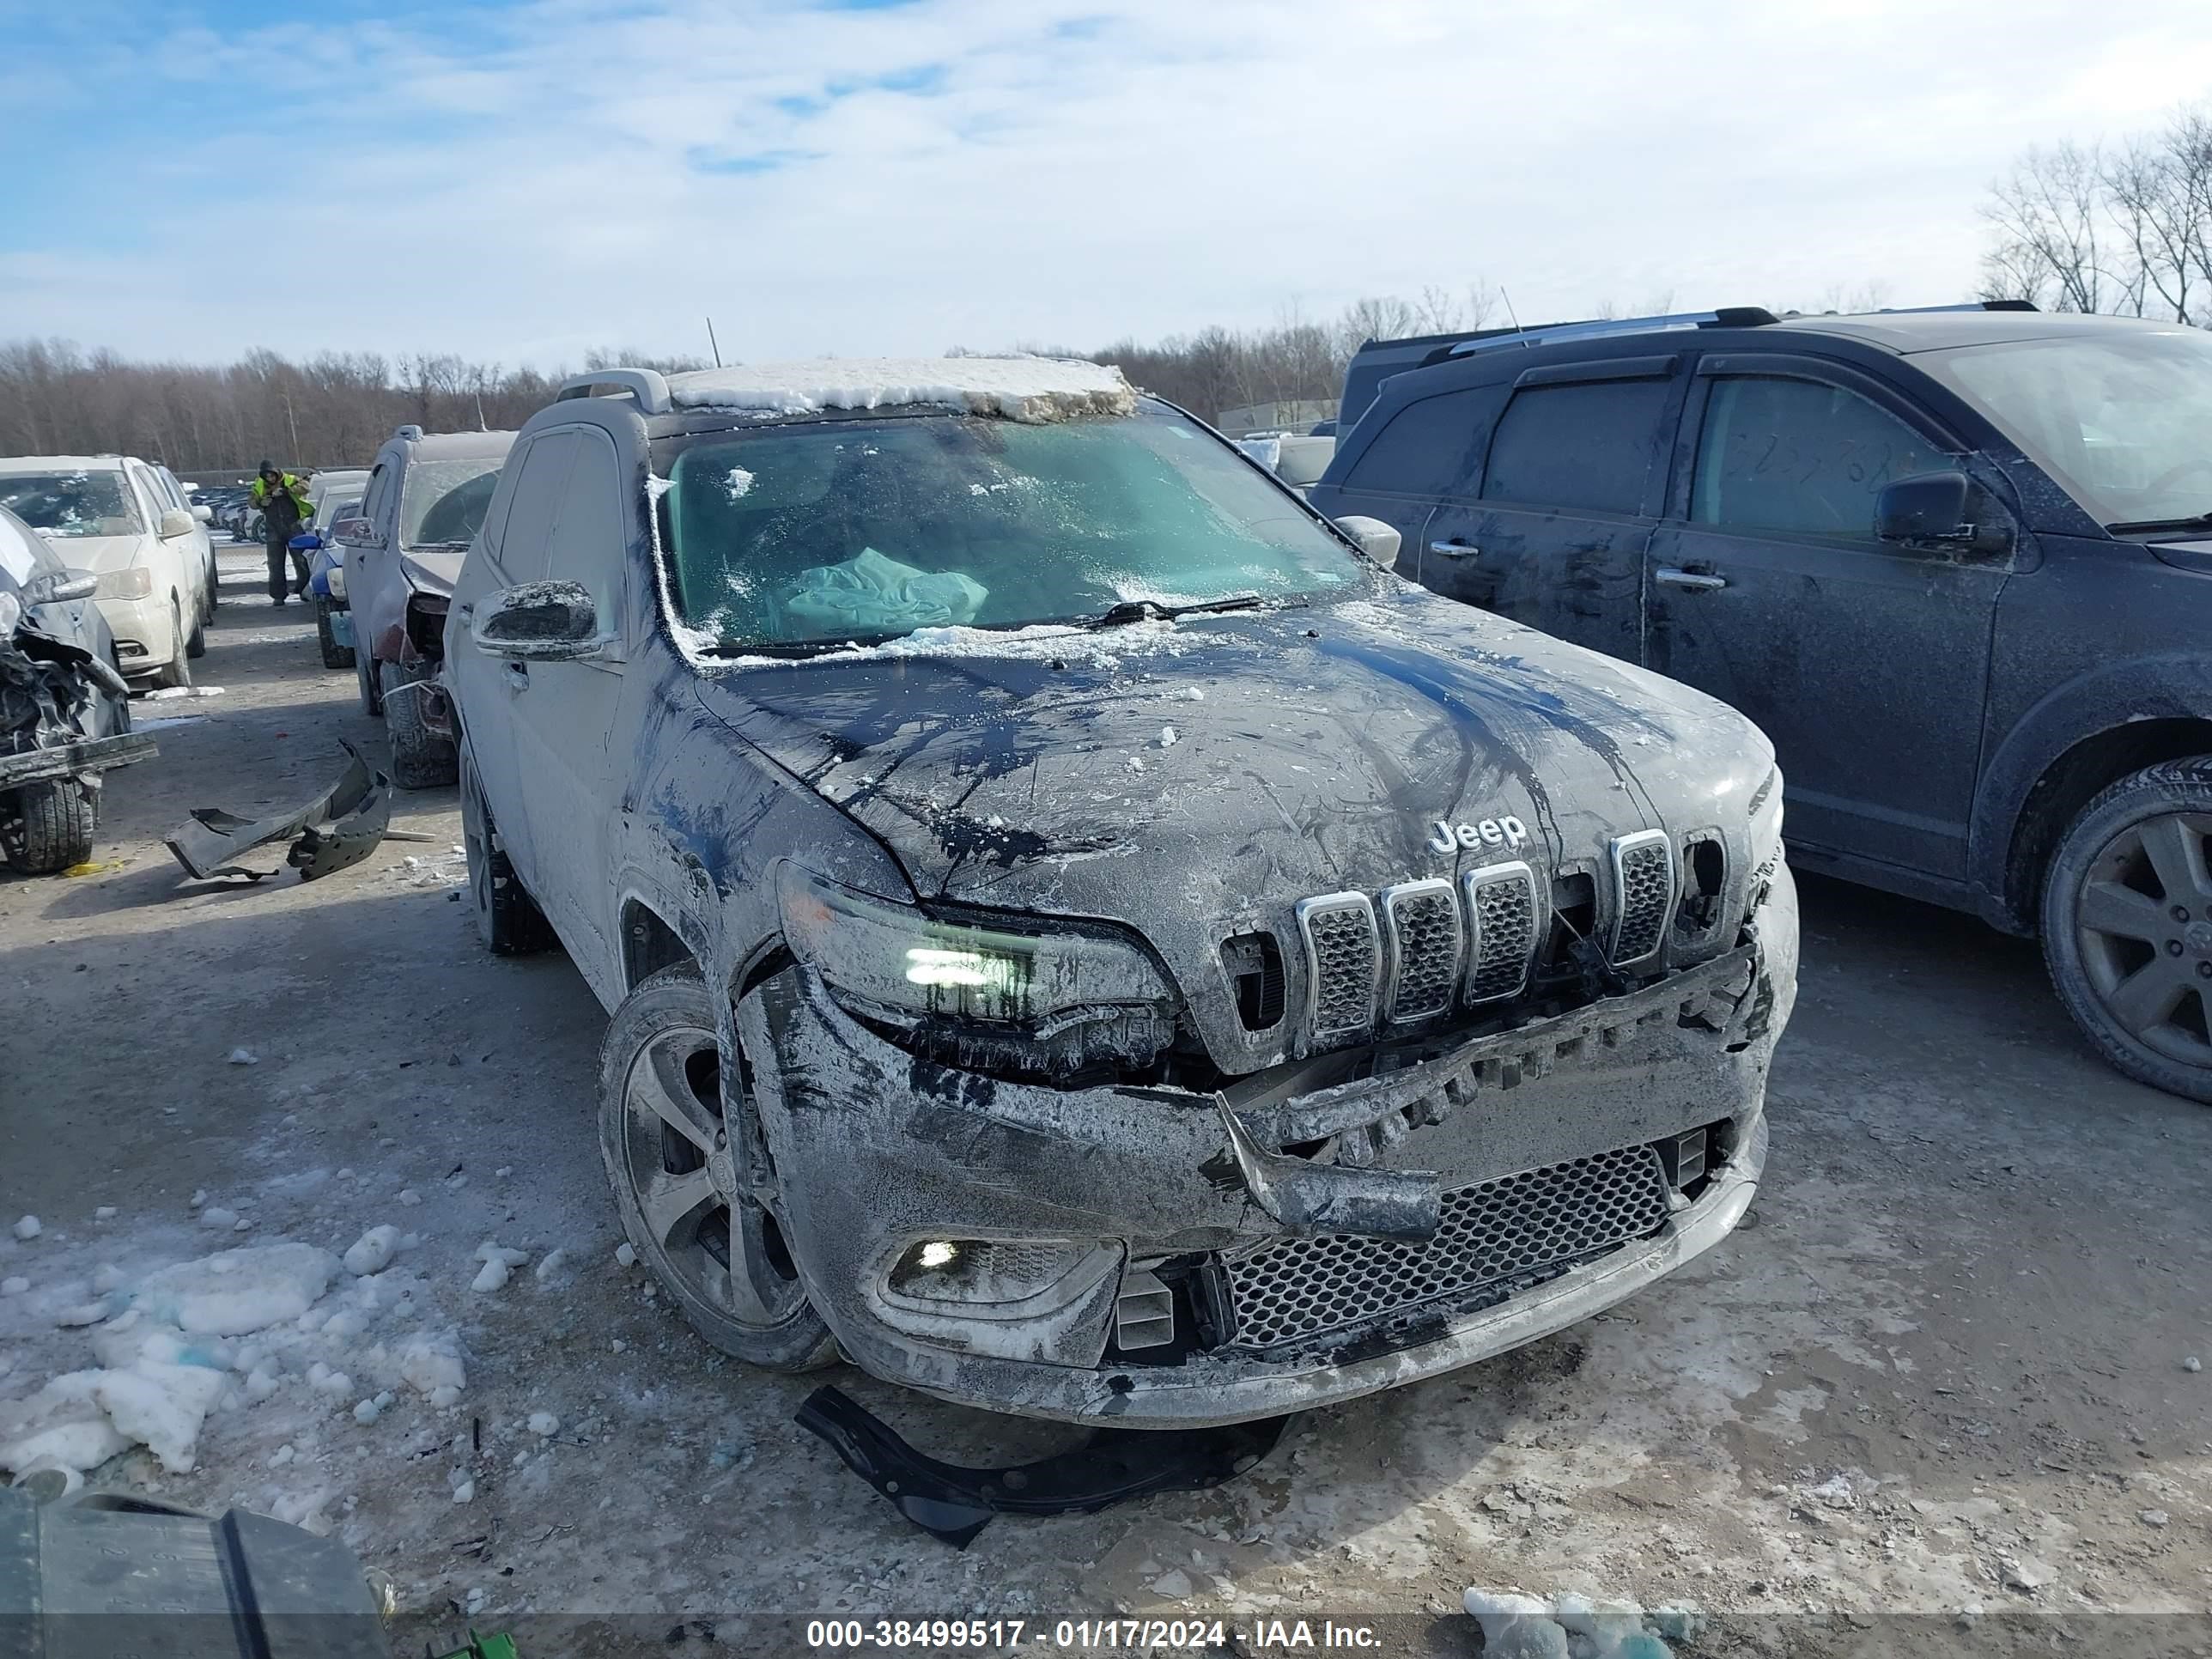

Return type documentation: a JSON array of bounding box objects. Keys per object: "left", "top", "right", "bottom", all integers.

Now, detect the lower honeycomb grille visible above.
[{"left": 1221, "top": 1144, "right": 1673, "bottom": 1351}]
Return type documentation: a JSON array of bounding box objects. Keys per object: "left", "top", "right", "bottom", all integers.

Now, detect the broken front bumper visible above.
[
  {"left": 746, "top": 869, "right": 1796, "bottom": 1429},
  {"left": 0, "top": 732, "right": 156, "bottom": 792}
]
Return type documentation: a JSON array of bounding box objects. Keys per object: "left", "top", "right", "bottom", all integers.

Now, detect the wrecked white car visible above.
[{"left": 443, "top": 356, "right": 1797, "bottom": 1427}]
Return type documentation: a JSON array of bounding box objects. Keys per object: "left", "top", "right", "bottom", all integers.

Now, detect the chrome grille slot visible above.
[
  {"left": 1609, "top": 830, "right": 1676, "bottom": 963},
  {"left": 1296, "top": 894, "right": 1379, "bottom": 1042},
  {"left": 1462, "top": 861, "right": 1539, "bottom": 1002},
  {"left": 1380, "top": 880, "right": 1462, "bottom": 1024},
  {"left": 1223, "top": 1144, "right": 1673, "bottom": 1351}
]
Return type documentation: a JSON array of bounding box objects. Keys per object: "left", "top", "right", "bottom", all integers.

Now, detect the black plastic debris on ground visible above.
[
  {"left": 164, "top": 738, "right": 400, "bottom": 882},
  {"left": 796, "top": 1385, "right": 1291, "bottom": 1548}
]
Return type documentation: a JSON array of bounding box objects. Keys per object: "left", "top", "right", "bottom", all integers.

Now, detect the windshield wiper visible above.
[
  {"left": 1082, "top": 592, "right": 1285, "bottom": 629},
  {"left": 2106, "top": 511, "right": 2212, "bottom": 535}
]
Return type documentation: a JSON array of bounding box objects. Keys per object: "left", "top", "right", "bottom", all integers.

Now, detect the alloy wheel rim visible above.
[
  {"left": 2075, "top": 810, "right": 2212, "bottom": 1068},
  {"left": 618, "top": 1020, "right": 807, "bottom": 1330}
]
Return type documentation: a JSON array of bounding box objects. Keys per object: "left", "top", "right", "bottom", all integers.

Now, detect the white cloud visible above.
[{"left": 9, "top": 0, "right": 2212, "bottom": 365}]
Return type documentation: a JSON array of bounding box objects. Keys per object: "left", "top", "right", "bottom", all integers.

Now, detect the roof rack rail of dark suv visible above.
[{"left": 1424, "top": 307, "right": 1782, "bottom": 368}]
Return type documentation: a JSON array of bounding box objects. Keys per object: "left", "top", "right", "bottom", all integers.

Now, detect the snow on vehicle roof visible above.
[
  {"left": 664, "top": 357, "right": 1136, "bottom": 424},
  {"left": 0, "top": 454, "right": 131, "bottom": 473}
]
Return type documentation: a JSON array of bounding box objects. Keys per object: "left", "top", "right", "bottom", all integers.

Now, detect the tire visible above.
[
  {"left": 185, "top": 600, "right": 207, "bottom": 659},
  {"left": 151, "top": 597, "right": 192, "bottom": 690},
  {"left": 2, "top": 780, "right": 97, "bottom": 874},
  {"left": 599, "top": 963, "right": 837, "bottom": 1370},
  {"left": 459, "top": 743, "right": 556, "bottom": 957},
  {"left": 2041, "top": 757, "right": 2212, "bottom": 1104},
  {"left": 203, "top": 556, "right": 220, "bottom": 621},
  {"left": 316, "top": 599, "right": 355, "bottom": 670},
  {"left": 380, "top": 659, "right": 456, "bottom": 788},
  {"left": 356, "top": 646, "right": 383, "bottom": 716}
]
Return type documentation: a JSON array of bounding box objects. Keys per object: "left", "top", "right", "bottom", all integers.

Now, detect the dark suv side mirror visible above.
[
  {"left": 471, "top": 581, "right": 600, "bottom": 661},
  {"left": 1876, "top": 469, "right": 1984, "bottom": 543}
]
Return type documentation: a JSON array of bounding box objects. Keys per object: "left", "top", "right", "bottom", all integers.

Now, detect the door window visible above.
[
  {"left": 545, "top": 433, "right": 625, "bottom": 624},
  {"left": 1480, "top": 379, "right": 1671, "bottom": 514},
  {"left": 1692, "top": 376, "right": 1951, "bottom": 540},
  {"left": 489, "top": 431, "right": 580, "bottom": 583},
  {"left": 1340, "top": 386, "right": 1510, "bottom": 498}
]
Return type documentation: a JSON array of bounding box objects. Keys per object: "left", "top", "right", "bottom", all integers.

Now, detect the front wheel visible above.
[
  {"left": 1, "top": 780, "right": 97, "bottom": 874},
  {"left": 380, "top": 660, "right": 456, "bottom": 788},
  {"left": 151, "top": 596, "right": 192, "bottom": 690},
  {"left": 2042, "top": 757, "right": 2212, "bottom": 1104},
  {"left": 599, "top": 964, "right": 836, "bottom": 1370}
]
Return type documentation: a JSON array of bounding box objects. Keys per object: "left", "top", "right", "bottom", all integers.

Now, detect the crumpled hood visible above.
[
  {"left": 695, "top": 587, "right": 1771, "bottom": 924},
  {"left": 33, "top": 532, "right": 155, "bottom": 576},
  {"left": 398, "top": 546, "right": 465, "bottom": 598}
]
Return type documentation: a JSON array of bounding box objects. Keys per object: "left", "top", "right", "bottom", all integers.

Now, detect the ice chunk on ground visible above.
[
  {"left": 0, "top": 1373, "right": 133, "bottom": 1477},
  {"left": 12, "top": 1215, "right": 40, "bottom": 1240},
  {"left": 94, "top": 1206, "right": 117, "bottom": 1221},
  {"left": 130, "top": 1243, "right": 341, "bottom": 1335},
  {"left": 396, "top": 1331, "right": 466, "bottom": 1398},
  {"left": 343, "top": 1225, "right": 404, "bottom": 1276},
  {"left": 226, "top": 1048, "right": 258, "bottom": 1066},
  {"left": 1159, "top": 725, "right": 1178, "bottom": 747},
  {"left": 665, "top": 357, "right": 1136, "bottom": 425},
  {"left": 199, "top": 1206, "right": 239, "bottom": 1230},
  {"left": 527, "top": 1411, "right": 559, "bottom": 1437},
  {"left": 614, "top": 1243, "right": 636, "bottom": 1268},
  {"left": 397, "top": 1188, "right": 421, "bottom": 1206},
  {"left": 452, "top": 1479, "right": 475, "bottom": 1504},
  {"left": 471, "top": 1243, "right": 529, "bottom": 1293},
  {"left": 92, "top": 1364, "right": 229, "bottom": 1473},
  {"left": 1, "top": 1276, "right": 26, "bottom": 1295}
]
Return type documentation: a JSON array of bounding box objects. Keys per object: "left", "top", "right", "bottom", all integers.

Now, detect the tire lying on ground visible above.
[
  {"left": 379, "top": 659, "right": 456, "bottom": 788},
  {"left": 2, "top": 780, "right": 97, "bottom": 874},
  {"left": 315, "top": 598, "right": 354, "bottom": 670},
  {"left": 599, "top": 962, "right": 839, "bottom": 1370},
  {"left": 459, "top": 742, "right": 556, "bottom": 957},
  {"left": 2042, "top": 756, "right": 2212, "bottom": 1105}
]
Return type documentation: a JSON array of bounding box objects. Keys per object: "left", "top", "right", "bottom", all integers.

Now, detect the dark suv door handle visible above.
[
  {"left": 503, "top": 661, "right": 529, "bottom": 691},
  {"left": 1655, "top": 567, "right": 1728, "bottom": 592},
  {"left": 1428, "top": 540, "right": 1478, "bottom": 559}
]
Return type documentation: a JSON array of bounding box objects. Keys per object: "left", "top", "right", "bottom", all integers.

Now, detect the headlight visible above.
[
  {"left": 326, "top": 563, "right": 347, "bottom": 599},
  {"left": 93, "top": 567, "right": 154, "bottom": 600},
  {"left": 0, "top": 592, "right": 19, "bottom": 637},
  {"left": 775, "top": 866, "right": 1175, "bottom": 1032}
]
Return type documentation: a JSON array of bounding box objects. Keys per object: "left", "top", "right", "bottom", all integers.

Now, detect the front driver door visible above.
[
  {"left": 1644, "top": 357, "right": 2015, "bottom": 881},
  {"left": 502, "top": 426, "right": 631, "bottom": 981}
]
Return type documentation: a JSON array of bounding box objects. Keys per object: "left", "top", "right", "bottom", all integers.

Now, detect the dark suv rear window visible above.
[
  {"left": 1340, "top": 386, "right": 1510, "bottom": 498},
  {"left": 1480, "top": 380, "right": 1670, "bottom": 514}
]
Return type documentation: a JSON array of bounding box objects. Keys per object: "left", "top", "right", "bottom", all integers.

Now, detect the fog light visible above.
[{"left": 888, "top": 1237, "right": 1099, "bottom": 1305}]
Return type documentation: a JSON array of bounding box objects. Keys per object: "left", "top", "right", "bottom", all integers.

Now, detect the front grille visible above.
[
  {"left": 1297, "top": 895, "right": 1379, "bottom": 1041},
  {"left": 1221, "top": 1144, "right": 1672, "bottom": 1351},
  {"left": 1463, "top": 862, "right": 1539, "bottom": 1001},
  {"left": 1381, "top": 881, "right": 1462, "bottom": 1023},
  {"left": 1609, "top": 831, "right": 1676, "bottom": 963}
]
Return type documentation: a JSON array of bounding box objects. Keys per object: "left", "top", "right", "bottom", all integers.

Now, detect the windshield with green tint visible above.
[
  {"left": 1919, "top": 327, "right": 2212, "bottom": 532},
  {"left": 0, "top": 471, "right": 142, "bottom": 538},
  {"left": 652, "top": 407, "right": 1364, "bottom": 654}
]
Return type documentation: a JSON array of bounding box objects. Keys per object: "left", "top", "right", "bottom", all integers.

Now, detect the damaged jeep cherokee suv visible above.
[{"left": 444, "top": 357, "right": 1798, "bottom": 1426}]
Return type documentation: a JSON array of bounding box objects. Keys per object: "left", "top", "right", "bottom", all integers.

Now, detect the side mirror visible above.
[
  {"left": 23, "top": 569, "right": 97, "bottom": 605},
  {"left": 471, "top": 580, "right": 600, "bottom": 661},
  {"left": 158, "top": 507, "right": 196, "bottom": 539},
  {"left": 1876, "top": 471, "right": 1971, "bottom": 543},
  {"left": 333, "top": 516, "right": 380, "bottom": 550},
  {"left": 191, "top": 503, "right": 213, "bottom": 523},
  {"left": 1334, "top": 514, "right": 1401, "bottom": 571}
]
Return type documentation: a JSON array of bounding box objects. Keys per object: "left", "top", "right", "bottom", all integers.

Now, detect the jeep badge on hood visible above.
[{"left": 1429, "top": 816, "right": 1530, "bottom": 854}]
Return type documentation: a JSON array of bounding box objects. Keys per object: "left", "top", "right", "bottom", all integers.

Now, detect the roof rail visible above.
[
  {"left": 556, "top": 369, "right": 672, "bottom": 415},
  {"left": 1441, "top": 307, "right": 1779, "bottom": 362}
]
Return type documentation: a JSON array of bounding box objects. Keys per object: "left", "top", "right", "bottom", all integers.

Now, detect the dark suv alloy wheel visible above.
[
  {"left": 599, "top": 964, "right": 837, "bottom": 1370},
  {"left": 2043, "top": 757, "right": 2212, "bottom": 1103}
]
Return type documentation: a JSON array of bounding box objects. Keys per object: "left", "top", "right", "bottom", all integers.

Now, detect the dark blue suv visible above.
[{"left": 1312, "top": 304, "right": 2212, "bottom": 1103}]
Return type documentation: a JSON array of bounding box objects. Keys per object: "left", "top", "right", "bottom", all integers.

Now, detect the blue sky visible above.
[{"left": 3, "top": 0, "right": 2210, "bottom": 368}]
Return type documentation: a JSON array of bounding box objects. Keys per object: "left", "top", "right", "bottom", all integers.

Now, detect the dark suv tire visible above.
[
  {"left": 380, "top": 659, "right": 457, "bottom": 789},
  {"left": 315, "top": 599, "right": 354, "bottom": 670},
  {"left": 599, "top": 963, "right": 837, "bottom": 1371},
  {"left": 2042, "top": 757, "right": 2212, "bottom": 1104},
  {"left": 459, "top": 744, "right": 556, "bottom": 957}
]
